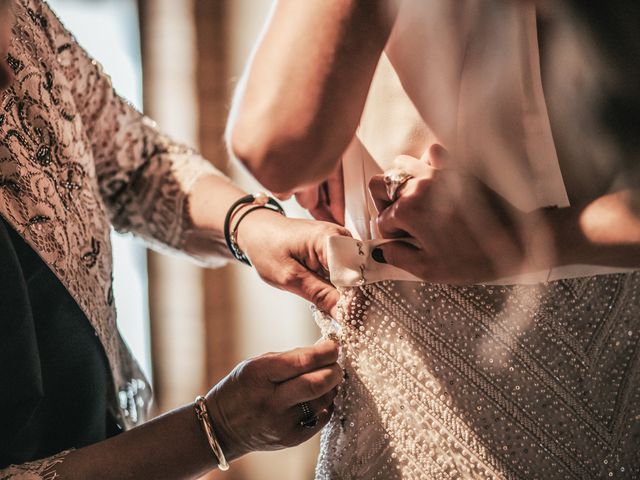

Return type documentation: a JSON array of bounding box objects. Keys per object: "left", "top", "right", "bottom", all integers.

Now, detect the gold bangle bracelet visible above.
[{"left": 194, "top": 395, "right": 229, "bottom": 471}]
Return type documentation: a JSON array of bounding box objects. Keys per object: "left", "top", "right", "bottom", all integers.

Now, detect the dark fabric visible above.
[
  {"left": 0, "top": 216, "right": 119, "bottom": 468},
  {"left": 562, "top": 1, "right": 640, "bottom": 163}
]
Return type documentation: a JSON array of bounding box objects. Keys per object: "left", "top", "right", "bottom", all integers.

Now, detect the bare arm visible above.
[
  {"left": 55, "top": 403, "right": 222, "bottom": 480},
  {"left": 1, "top": 342, "right": 342, "bottom": 479},
  {"left": 549, "top": 188, "right": 640, "bottom": 268},
  {"left": 228, "top": 0, "right": 395, "bottom": 193}
]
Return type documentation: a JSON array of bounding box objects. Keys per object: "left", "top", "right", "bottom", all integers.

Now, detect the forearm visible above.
[
  {"left": 36, "top": 339, "right": 344, "bottom": 480},
  {"left": 228, "top": 0, "right": 394, "bottom": 193},
  {"left": 546, "top": 189, "right": 640, "bottom": 268},
  {"left": 56, "top": 404, "right": 225, "bottom": 480}
]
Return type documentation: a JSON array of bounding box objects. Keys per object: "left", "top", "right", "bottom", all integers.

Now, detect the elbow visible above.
[
  {"left": 228, "top": 125, "right": 292, "bottom": 192},
  {"left": 229, "top": 119, "right": 335, "bottom": 194}
]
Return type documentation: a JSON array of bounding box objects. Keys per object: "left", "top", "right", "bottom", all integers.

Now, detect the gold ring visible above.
[{"left": 383, "top": 169, "right": 413, "bottom": 202}]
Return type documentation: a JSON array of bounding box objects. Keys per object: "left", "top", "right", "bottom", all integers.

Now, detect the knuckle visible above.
[
  {"left": 236, "top": 357, "right": 254, "bottom": 374},
  {"left": 338, "top": 227, "right": 352, "bottom": 237},
  {"left": 407, "top": 180, "right": 432, "bottom": 204},
  {"left": 322, "top": 223, "right": 349, "bottom": 239},
  {"left": 238, "top": 356, "right": 262, "bottom": 379},
  {"left": 384, "top": 203, "right": 400, "bottom": 225},
  {"left": 402, "top": 191, "right": 423, "bottom": 211},
  {"left": 395, "top": 196, "right": 419, "bottom": 219},
  {"left": 321, "top": 222, "right": 340, "bottom": 233},
  {"left": 393, "top": 199, "right": 409, "bottom": 218},
  {"left": 294, "top": 350, "right": 312, "bottom": 371},
  {"left": 278, "top": 266, "right": 301, "bottom": 288}
]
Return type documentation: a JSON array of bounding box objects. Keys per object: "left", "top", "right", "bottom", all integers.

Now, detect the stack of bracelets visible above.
[{"left": 223, "top": 192, "right": 285, "bottom": 266}]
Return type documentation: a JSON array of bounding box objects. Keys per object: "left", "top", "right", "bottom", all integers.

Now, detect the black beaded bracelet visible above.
[{"left": 223, "top": 193, "right": 285, "bottom": 266}]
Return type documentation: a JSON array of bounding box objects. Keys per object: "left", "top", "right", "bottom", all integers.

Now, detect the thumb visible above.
[
  {"left": 423, "top": 144, "right": 450, "bottom": 170},
  {"left": 371, "top": 241, "right": 427, "bottom": 280},
  {"left": 286, "top": 261, "right": 341, "bottom": 318}
]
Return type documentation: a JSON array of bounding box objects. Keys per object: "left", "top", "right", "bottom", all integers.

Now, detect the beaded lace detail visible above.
[
  {"left": 0, "top": 450, "right": 71, "bottom": 480},
  {"left": 0, "top": 0, "right": 227, "bottom": 443},
  {"left": 316, "top": 275, "right": 640, "bottom": 479}
]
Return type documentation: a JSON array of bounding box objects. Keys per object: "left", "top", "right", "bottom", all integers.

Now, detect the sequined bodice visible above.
[{"left": 315, "top": 275, "right": 640, "bottom": 479}]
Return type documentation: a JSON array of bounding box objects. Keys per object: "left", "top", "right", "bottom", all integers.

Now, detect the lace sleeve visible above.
[
  {"left": 0, "top": 450, "right": 71, "bottom": 480},
  {"left": 38, "top": 1, "right": 231, "bottom": 266}
]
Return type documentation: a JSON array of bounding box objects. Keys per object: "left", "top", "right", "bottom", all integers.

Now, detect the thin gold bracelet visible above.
[{"left": 194, "top": 395, "right": 229, "bottom": 471}]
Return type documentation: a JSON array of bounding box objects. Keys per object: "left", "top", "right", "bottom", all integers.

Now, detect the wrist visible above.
[
  {"left": 224, "top": 193, "right": 285, "bottom": 265},
  {"left": 235, "top": 207, "right": 287, "bottom": 256},
  {"left": 203, "top": 390, "right": 246, "bottom": 462}
]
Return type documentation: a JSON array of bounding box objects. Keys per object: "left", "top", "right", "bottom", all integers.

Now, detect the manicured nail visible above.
[{"left": 372, "top": 247, "right": 386, "bottom": 264}]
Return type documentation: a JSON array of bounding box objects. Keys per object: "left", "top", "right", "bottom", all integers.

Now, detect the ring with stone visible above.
[
  {"left": 383, "top": 169, "right": 414, "bottom": 202},
  {"left": 297, "top": 401, "right": 318, "bottom": 428}
]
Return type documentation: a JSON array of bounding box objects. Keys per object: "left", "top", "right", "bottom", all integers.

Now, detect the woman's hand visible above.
[
  {"left": 368, "top": 146, "right": 543, "bottom": 284},
  {"left": 44, "top": 341, "right": 342, "bottom": 479},
  {"left": 205, "top": 340, "right": 342, "bottom": 459},
  {"left": 236, "top": 209, "right": 350, "bottom": 317}
]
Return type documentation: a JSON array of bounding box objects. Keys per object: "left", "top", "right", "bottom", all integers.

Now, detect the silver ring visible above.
[
  {"left": 383, "top": 169, "right": 413, "bottom": 202},
  {"left": 298, "top": 401, "right": 318, "bottom": 428}
]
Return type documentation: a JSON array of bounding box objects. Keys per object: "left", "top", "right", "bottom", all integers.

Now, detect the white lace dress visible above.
[{"left": 314, "top": 2, "right": 640, "bottom": 479}]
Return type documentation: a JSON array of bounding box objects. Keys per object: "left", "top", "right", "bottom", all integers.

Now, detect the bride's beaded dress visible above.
[
  {"left": 316, "top": 277, "right": 640, "bottom": 479},
  {"left": 314, "top": 2, "right": 640, "bottom": 479}
]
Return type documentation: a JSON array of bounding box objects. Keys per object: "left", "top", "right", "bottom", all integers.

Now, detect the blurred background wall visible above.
[{"left": 48, "top": 0, "right": 320, "bottom": 478}]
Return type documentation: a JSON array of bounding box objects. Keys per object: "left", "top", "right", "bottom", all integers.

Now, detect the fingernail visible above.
[{"left": 372, "top": 248, "right": 386, "bottom": 264}]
